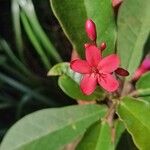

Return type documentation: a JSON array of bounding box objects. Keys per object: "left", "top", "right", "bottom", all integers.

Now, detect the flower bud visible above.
[
  {"left": 100, "top": 42, "right": 106, "bottom": 51},
  {"left": 85, "top": 19, "right": 97, "bottom": 41},
  {"left": 115, "top": 67, "right": 129, "bottom": 76},
  {"left": 84, "top": 43, "right": 91, "bottom": 49},
  {"left": 141, "top": 58, "right": 150, "bottom": 70}
]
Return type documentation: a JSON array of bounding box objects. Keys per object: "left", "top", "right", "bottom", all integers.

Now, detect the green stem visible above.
[{"left": 130, "top": 88, "right": 150, "bottom": 97}]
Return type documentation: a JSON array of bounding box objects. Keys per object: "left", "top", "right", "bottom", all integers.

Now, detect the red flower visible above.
[{"left": 71, "top": 44, "right": 120, "bottom": 95}]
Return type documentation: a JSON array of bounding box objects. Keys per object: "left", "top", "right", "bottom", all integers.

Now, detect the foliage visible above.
[{"left": 0, "top": 0, "right": 150, "bottom": 149}]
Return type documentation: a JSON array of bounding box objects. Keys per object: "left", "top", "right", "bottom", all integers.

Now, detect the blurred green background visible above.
[{"left": 0, "top": 0, "right": 76, "bottom": 141}]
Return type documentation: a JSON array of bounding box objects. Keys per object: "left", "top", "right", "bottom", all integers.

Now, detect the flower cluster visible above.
[{"left": 70, "top": 19, "right": 128, "bottom": 95}]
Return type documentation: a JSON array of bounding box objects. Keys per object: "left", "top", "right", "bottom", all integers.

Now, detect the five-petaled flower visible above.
[
  {"left": 71, "top": 44, "right": 120, "bottom": 95},
  {"left": 70, "top": 19, "right": 128, "bottom": 95}
]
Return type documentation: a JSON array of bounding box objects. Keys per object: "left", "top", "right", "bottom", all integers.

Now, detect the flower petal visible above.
[
  {"left": 98, "top": 54, "right": 120, "bottom": 73},
  {"left": 98, "top": 73, "right": 119, "bottom": 92},
  {"left": 70, "top": 59, "right": 91, "bottom": 74},
  {"left": 86, "top": 45, "right": 101, "bottom": 67},
  {"left": 80, "top": 74, "right": 97, "bottom": 95}
]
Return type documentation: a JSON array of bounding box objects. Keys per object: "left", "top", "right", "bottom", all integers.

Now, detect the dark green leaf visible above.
[
  {"left": 51, "top": 0, "right": 116, "bottom": 57},
  {"left": 117, "top": 96, "right": 150, "bottom": 150},
  {"left": 117, "top": 0, "right": 150, "bottom": 78},
  {"left": 0, "top": 104, "right": 106, "bottom": 150}
]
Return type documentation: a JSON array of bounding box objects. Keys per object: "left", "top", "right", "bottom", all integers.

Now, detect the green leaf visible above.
[
  {"left": 117, "top": 96, "right": 150, "bottom": 150},
  {"left": 47, "top": 62, "right": 69, "bottom": 76},
  {"left": 48, "top": 63, "right": 105, "bottom": 100},
  {"left": 0, "top": 104, "right": 107, "bottom": 150},
  {"left": 77, "top": 121, "right": 113, "bottom": 150},
  {"left": 136, "top": 72, "right": 150, "bottom": 89},
  {"left": 114, "top": 120, "right": 125, "bottom": 149},
  {"left": 117, "top": 0, "right": 150, "bottom": 78},
  {"left": 48, "top": 62, "right": 82, "bottom": 83},
  {"left": 51, "top": 0, "right": 116, "bottom": 57},
  {"left": 59, "top": 74, "right": 105, "bottom": 100},
  {"left": 136, "top": 72, "right": 150, "bottom": 101}
]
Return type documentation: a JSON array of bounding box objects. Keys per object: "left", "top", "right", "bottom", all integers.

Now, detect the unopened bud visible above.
[
  {"left": 84, "top": 43, "right": 91, "bottom": 49},
  {"left": 85, "top": 19, "right": 97, "bottom": 41},
  {"left": 100, "top": 42, "right": 106, "bottom": 51},
  {"left": 115, "top": 67, "right": 129, "bottom": 76}
]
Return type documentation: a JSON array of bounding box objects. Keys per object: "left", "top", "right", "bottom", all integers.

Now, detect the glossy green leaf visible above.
[
  {"left": 77, "top": 121, "right": 113, "bottom": 150},
  {"left": 117, "top": 0, "right": 150, "bottom": 78},
  {"left": 0, "top": 104, "right": 107, "bottom": 150},
  {"left": 58, "top": 75, "right": 105, "bottom": 100},
  {"left": 117, "top": 96, "right": 150, "bottom": 150},
  {"left": 51, "top": 0, "right": 116, "bottom": 57}
]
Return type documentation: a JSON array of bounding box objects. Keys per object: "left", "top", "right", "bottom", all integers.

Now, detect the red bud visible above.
[
  {"left": 115, "top": 67, "right": 129, "bottom": 76},
  {"left": 85, "top": 19, "right": 97, "bottom": 41},
  {"left": 100, "top": 42, "right": 106, "bottom": 51},
  {"left": 84, "top": 43, "right": 91, "bottom": 49}
]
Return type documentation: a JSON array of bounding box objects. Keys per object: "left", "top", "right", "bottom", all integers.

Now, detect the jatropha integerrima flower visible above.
[{"left": 70, "top": 19, "right": 129, "bottom": 95}]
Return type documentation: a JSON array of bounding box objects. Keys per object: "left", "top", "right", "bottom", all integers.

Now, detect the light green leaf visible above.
[
  {"left": 117, "top": 0, "right": 150, "bottom": 78},
  {"left": 0, "top": 104, "right": 106, "bottom": 150},
  {"left": 51, "top": 0, "right": 116, "bottom": 57},
  {"left": 136, "top": 72, "right": 150, "bottom": 102},
  {"left": 48, "top": 62, "right": 82, "bottom": 83},
  {"left": 117, "top": 96, "right": 150, "bottom": 150},
  {"left": 77, "top": 121, "right": 113, "bottom": 150},
  {"left": 58, "top": 74, "right": 105, "bottom": 101},
  {"left": 47, "top": 62, "right": 70, "bottom": 76},
  {"left": 136, "top": 72, "right": 150, "bottom": 89}
]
